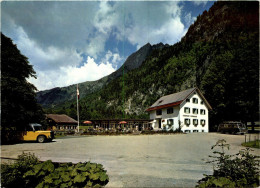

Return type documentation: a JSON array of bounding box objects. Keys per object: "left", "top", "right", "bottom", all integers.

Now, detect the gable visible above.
[
  {"left": 146, "top": 88, "right": 212, "bottom": 112},
  {"left": 46, "top": 114, "right": 78, "bottom": 125}
]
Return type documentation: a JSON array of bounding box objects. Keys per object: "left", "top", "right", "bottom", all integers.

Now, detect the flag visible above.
[{"left": 77, "top": 84, "right": 80, "bottom": 99}]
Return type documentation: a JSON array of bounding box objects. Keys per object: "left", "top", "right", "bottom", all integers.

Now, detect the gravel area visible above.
[{"left": 1, "top": 133, "right": 259, "bottom": 187}]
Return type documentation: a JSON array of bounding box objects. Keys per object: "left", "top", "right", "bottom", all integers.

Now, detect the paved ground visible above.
[{"left": 1, "top": 133, "right": 259, "bottom": 187}]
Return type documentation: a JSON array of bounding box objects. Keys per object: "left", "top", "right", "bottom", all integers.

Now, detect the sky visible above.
[{"left": 2, "top": 1, "right": 214, "bottom": 91}]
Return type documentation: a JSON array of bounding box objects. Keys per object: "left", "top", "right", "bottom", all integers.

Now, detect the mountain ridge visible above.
[
  {"left": 36, "top": 42, "right": 169, "bottom": 108},
  {"left": 43, "top": 1, "right": 259, "bottom": 131}
]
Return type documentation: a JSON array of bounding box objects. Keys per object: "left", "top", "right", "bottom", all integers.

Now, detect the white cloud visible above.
[
  {"left": 193, "top": 1, "right": 208, "bottom": 6},
  {"left": 125, "top": 5, "right": 186, "bottom": 49},
  {"left": 14, "top": 25, "right": 82, "bottom": 70},
  {"left": 184, "top": 13, "right": 197, "bottom": 26},
  {"left": 102, "top": 50, "right": 123, "bottom": 68},
  {"left": 85, "top": 34, "right": 107, "bottom": 59},
  {"left": 111, "top": 1, "right": 187, "bottom": 49},
  {"left": 85, "top": 1, "right": 121, "bottom": 58},
  {"left": 94, "top": 1, "right": 119, "bottom": 35},
  {"left": 29, "top": 56, "right": 116, "bottom": 91},
  {"left": 2, "top": 1, "right": 198, "bottom": 91},
  {"left": 10, "top": 24, "right": 115, "bottom": 91}
]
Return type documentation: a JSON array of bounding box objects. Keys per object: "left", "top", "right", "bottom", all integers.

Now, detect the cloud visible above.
[
  {"left": 102, "top": 50, "right": 123, "bottom": 68},
  {"left": 1, "top": 1, "right": 97, "bottom": 50},
  {"left": 11, "top": 25, "right": 82, "bottom": 71},
  {"left": 121, "top": 1, "right": 187, "bottom": 49},
  {"left": 85, "top": 34, "right": 107, "bottom": 59},
  {"left": 29, "top": 56, "right": 116, "bottom": 91},
  {"left": 7, "top": 23, "right": 116, "bottom": 91},
  {"left": 2, "top": 1, "right": 200, "bottom": 90},
  {"left": 184, "top": 12, "right": 197, "bottom": 26},
  {"left": 193, "top": 1, "right": 208, "bottom": 6}
]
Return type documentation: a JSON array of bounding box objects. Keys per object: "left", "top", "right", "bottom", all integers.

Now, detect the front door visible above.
[{"left": 158, "top": 119, "right": 161, "bottom": 129}]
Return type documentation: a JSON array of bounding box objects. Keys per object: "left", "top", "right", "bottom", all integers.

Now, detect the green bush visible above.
[
  {"left": 1, "top": 152, "right": 39, "bottom": 188},
  {"left": 197, "top": 139, "right": 259, "bottom": 187},
  {"left": 242, "top": 140, "right": 260, "bottom": 149},
  {"left": 1, "top": 153, "right": 109, "bottom": 188}
]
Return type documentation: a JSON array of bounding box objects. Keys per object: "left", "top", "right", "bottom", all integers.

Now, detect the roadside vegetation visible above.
[
  {"left": 53, "top": 129, "right": 183, "bottom": 137},
  {"left": 242, "top": 140, "right": 260, "bottom": 149},
  {"left": 1, "top": 153, "right": 109, "bottom": 188},
  {"left": 197, "top": 139, "right": 259, "bottom": 187}
]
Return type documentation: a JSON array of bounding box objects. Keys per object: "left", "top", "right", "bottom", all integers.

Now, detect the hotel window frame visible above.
[
  {"left": 193, "top": 119, "right": 198, "bottom": 126},
  {"left": 193, "top": 108, "right": 198, "bottom": 114},
  {"left": 167, "top": 119, "right": 174, "bottom": 125},
  {"left": 200, "top": 109, "right": 206, "bottom": 115},
  {"left": 184, "top": 107, "right": 190, "bottom": 114},
  {"left": 156, "top": 109, "right": 162, "bottom": 116},
  {"left": 185, "top": 118, "right": 190, "bottom": 126},
  {"left": 167, "top": 107, "right": 174, "bottom": 114},
  {"left": 192, "top": 98, "right": 198, "bottom": 104},
  {"left": 201, "top": 119, "right": 206, "bottom": 126}
]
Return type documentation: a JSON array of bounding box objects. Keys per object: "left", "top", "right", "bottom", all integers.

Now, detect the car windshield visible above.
[
  {"left": 30, "top": 123, "right": 43, "bottom": 131},
  {"left": 34, "top": 126, "right": 43, "bottom": 131}
]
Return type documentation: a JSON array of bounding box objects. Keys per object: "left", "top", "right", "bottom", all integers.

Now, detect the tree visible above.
[{"left": 1, "top": 33, "right": 44, "bottom": 131}]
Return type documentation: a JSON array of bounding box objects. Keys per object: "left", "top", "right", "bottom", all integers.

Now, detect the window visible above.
[
  {"left": 193, "top": 119, "right": 198, "bottom": 126},
  {"left": 193, "top": 108, "right": 198, "bottom": 114},
  {"left": 193, "top": 130, "right": 199, "bottom": 132},
  {"left": 167, "top": 119, "right": 174, "bottom": 125},
  {"left": 185, "top": 130, "right": 191, "bottom": 133},
  {"left": 200, "top": 109, "right": 206, "bottom": 115},
  {"left": 185, "top": 119, "right": 190, "bottom": 126},
  {"left": 201, "top": 101, "right": 204, "bottom": 105},
  {"left": 202, "top": 130, "right": 204, "bottom": 132},
  {"left": 186, "top": 98, "right": 190, "bottom": 102},
  {"left": 201, "top": 119, "right": 206, "bottom": 126},
  {"left": 167, "top": 108, "right": 174, "bottom": 114},
  {"left": 192, "top": 98, "right": 198, "bottom": 104},
  {"left": 156, "top": 109, "right": 162, "bottom": 115},
  {"left": 184, "top": 107, "right": 190, "bottom": 114}
]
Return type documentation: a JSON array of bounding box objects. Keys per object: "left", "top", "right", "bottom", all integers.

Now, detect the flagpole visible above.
[{"left": 77, "top": 84, "right": 80, "bottom": 133}]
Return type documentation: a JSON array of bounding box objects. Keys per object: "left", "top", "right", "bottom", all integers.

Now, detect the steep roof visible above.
[
  {"left": 46, "top": 114, "right": 78, "bottom": 125},
  {"left": 146, "top": 87, "right": 212, "bottom": 112}
]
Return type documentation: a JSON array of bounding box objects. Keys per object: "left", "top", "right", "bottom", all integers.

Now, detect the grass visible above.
[
  {"left": 54, "top": 134, "right": 66, "bottom": 138},
  {"left": 241, "top": 140, "right": 260, "bottom": 149},
  {"left": 79, "top": 125, "right": 93, "bottom": 130}
]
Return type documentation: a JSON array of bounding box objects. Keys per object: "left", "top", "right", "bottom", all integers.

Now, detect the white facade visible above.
[{"left": 149, "top": 90, "right": 210, "bottom": 133}]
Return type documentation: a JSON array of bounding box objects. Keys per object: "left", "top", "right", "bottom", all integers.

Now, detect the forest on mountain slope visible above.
[
  {"left": 45, "top": 1, "right": 259, "bottom": 131},
  {"left": 37, "top": 43, "right": 166, "bottom": 108}
]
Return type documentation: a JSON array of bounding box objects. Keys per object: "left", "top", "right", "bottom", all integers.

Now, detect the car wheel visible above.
[{"left": 37, "top": 135, "right": 46, "bottom": 143}]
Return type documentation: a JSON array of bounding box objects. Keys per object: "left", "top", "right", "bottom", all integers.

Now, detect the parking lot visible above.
[{"left": 1, "top": 133, "right": 259, "bottom": 187}]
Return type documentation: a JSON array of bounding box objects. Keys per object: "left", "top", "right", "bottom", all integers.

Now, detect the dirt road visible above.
[{"left": 1, "top": 133, "right": 259, "bottom": 187}]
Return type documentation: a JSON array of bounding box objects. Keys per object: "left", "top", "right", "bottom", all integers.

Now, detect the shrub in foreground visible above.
[
  {"left": 1, "top": 153, "right": 109, "bottom": 188},
  {"left": 197, "top": 139, "right": 259, "bottom": 187}
]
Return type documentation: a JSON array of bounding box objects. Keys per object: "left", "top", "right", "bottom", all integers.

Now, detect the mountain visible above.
[
  {"left": 36, "top": 42, "right": 168, "bottom": 108},
  {"left": 43, "top": 1, "right": 259, "bottom": 131}
]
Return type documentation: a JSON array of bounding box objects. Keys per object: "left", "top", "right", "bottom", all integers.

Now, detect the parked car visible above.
[
  {"left": 217, "top": 121, "right": 247, "bottom": 134},
  {"left": 18, "top": 123, "right": 54, "bottom": 143}
]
